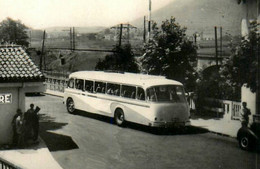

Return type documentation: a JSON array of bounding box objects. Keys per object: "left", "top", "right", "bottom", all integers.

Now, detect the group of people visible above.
[{"left": 12, "top": 104, "right": 40, "bottom": 148}]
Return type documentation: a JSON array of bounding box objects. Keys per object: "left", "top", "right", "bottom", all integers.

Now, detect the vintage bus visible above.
[{"left": 64, "top": 71, "right": 190, "bottom": 128}]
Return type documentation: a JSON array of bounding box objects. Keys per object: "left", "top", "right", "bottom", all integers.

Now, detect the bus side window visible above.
[
  {"left": 107, "top": 83, "right": 120, "bottom": 96},
  {"left": 95, "top": 81, "right": 106, "bottom": 94},
  {"left": 137, "top": 87, "right": 145, "bottom": 101},
  {"left": 75, "top": 79, "right": 84, "bottom": 90},
  {"left": 68, "top": 78, "right": 74, "bottom": 88},
  {"left": 85, "top": 80, "right": 94, "bottom": 93},
  {"left": 122, "top": 85, "right": 136, "bottom": 99}
]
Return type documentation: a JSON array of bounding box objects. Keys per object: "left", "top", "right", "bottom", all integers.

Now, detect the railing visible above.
[
  {"left": 0, "top": 157, "right": 22, "bottom": 169},
  {"left": 187, "top": 96, "right": 241, "bottom": 120},
  {"left": 44, "top": 76, "right": 68, "bottom": 93}
]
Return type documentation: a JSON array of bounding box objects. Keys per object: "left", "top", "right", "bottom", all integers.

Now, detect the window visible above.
[
  {"left": 147, "top": 87, "right": 156, "bottom": 101},
  {"left": 68, "top": 78, "right": 74, "bottom": 88},
  {"left": 95, "top": 81, "right": 106, "bottom": 94},
  {"left": 107, "top": 83, "right": 120, "bottom": 96},
  {"left": 146, "top": 85, "right": 186, "bottom": 103},
  {"left": 121, "top": 85, "right": 136, "bottom": 99},
  {"left": 85, "top": 80, "right": 94, "bottom": 93},
  {"left": 75, "top": 79, "right": 84, "bottom": 90},
  {"left": 137, "top": 87, "right": 145, "bottom": 101}
]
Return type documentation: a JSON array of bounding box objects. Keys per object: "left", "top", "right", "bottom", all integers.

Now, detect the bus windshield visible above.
[{"left": 146, "top": 85, "right": 186, "bottom": 103}]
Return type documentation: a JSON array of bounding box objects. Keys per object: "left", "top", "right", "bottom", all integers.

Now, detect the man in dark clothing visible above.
[
  {"left": 31, "top": 106, "right": 40, "bottom": 141},
  {"left": 24, "top": 104, "right": 33, "bottom": 141},
  {"left": 240, "top": 102, "right": 251, "bottom": 128}
]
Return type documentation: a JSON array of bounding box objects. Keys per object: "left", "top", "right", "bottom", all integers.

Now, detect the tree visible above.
[
  {"left": 95, "top": 44, "right": 139, "bottom": 73},
  {"left": 141, "top": 17, "right": 197, "bottom": 91},
  {"left": 0, "top": 17, "right": 29, "bottom": 47},
  {"left": 219, "top": 20, "right": 259, "bottom": 97}
]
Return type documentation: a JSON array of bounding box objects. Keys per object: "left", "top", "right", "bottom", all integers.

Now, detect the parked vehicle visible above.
[
  {"left": 237, "top": 122, "right": 260, "bottom": 151},
  {"left": 64, "top": 71, "right": 191, "bottom": 128}
]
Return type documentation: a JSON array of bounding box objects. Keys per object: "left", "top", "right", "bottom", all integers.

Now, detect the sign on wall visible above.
[{"left": 0, "top": 93, "right": 12, "bottom": 104}]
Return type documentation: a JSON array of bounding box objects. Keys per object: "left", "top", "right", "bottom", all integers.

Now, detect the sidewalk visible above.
[
  {"left": 0, "top": 138, "right": 62, "bottom": 169},
  {"left": 190, "top": 113, "right": 241, "bottom": 138}
]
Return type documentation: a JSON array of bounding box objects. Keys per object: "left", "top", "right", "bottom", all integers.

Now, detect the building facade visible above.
[{"left": 0, "top": 45, "right": 45, "bottom": 144}]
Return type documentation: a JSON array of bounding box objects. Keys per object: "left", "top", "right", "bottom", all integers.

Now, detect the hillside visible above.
[
  {"left": 44, "top": 26, "right": 106, "bottom": 34},
  {"left": 132, "top": 0, "right": 246, "bottom": 36}
]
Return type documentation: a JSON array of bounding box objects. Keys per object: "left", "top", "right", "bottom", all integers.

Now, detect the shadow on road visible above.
[
  {"left": 73, "top": 110, "right": 209, "bottom": 136},
  {"left": 39, "top": 114, "right": 79, "bottom": 152},
  {"left": 25, "top": 93, "right": 45, "bottom": 97}
]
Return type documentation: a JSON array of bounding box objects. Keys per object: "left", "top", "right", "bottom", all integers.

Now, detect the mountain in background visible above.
[{"left": 132, "top": 0, "right": 247, "bottom": 37}]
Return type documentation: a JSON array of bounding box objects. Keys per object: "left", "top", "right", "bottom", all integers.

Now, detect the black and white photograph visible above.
[{"left": 0, "top": 0, "right": 259, "bottom": 168}]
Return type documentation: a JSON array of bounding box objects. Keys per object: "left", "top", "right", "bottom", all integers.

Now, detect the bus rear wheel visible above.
[
  {"left": 114, "top": 109, "right": 125, "bottom": 127},
  {"left": 67, "top": 98, "right": 75, "bottom": 114}
]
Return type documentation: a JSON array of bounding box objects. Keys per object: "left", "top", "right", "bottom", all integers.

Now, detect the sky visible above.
[{"left": 0, "top": 0, "right": 175, "bottom": 29}]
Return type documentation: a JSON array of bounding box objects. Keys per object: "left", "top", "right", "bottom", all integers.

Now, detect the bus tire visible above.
[
  {"left": 67, "top": 98, "right": 75, "bottom": 114},
  {"left": 114, "top": 109, "right": 125, "bottom": 127}
]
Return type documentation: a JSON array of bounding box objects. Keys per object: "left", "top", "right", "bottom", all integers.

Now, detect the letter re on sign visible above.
[{"left": 0, "top": 93, "right": 12, "bottom": 104}]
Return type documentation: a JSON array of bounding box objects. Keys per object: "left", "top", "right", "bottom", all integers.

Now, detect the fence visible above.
[
  {"left": 222, "top": 100, "right": 241, "bottom": 120},
  {"left": 0, "top": 157, "right": 22, "bottom": 169}
]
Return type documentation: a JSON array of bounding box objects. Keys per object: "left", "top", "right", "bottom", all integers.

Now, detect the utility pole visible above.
[
  {"left": 220, "top": 26, "right": 223, "bottom": 59},
  {"left": 214, "top": 26, "right": 218, "bottom": 66},
  {"left": 193, "top": 32, "right": 197, "bottom": 45},
  {"left": 127, "top": 24, "right": 130, "bottom": 44},
  {"left": 111, "top": 23, "right": 137, "bottom": 47},
  {"left": 40, "top": 30, "right": 46, "bottom": 71},
  {"left": 29, "top": 30, "right": 32, "bottom": 47},
  {"left": 257, "top": 0, "right": 260, "bottom": 116},
  {"left": 72, "top": 27, "right": 76, "bottom": 50},
  {"left": 147, "top": 0, "right": 152, "bottom": 41},
  {"left": 70, "top": 28, "right": 73, "bottom": 50},
  {"left": 119, "top": 24, "right": 123, "bottom": 47},
  {"left": 143, "top": 16, "right": 146, "bottom": 43}
]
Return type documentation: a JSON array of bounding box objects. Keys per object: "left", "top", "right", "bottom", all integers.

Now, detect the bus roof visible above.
[{"left": 69, "top": 71, "right": 183, "bottom": 88}]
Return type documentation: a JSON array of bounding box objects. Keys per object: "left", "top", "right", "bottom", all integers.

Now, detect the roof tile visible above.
[{"left": 0, "top": 46, "right": 44, "bottom": 82}]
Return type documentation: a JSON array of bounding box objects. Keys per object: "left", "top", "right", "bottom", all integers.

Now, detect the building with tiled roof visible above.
[
  {"left": 0, "top": 45, "right": 45, "bottom": 145},
  {"left": 0, "top": 46, "right": 44, "bottom": 82}
]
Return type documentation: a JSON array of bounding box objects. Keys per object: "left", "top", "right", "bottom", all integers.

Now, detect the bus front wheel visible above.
[
  {"left": 114, "top": 109, "right": 125, "bottom": 127},
  {"left": 67, "top": 98, "right": 75, "bottom": 114}
]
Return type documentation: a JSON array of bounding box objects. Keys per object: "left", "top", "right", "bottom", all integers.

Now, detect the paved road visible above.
[{"left": 26, "top": 95, "right": 259, "bottom": 169}]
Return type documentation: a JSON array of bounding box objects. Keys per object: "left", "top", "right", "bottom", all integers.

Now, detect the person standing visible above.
[
  {"left": 240, "top": 102, "right": 251, "bottom": 128},
  {"left": 31, "top": 106, "right": 40, "bottom": 141},
  {"left": 12, "top": 109, "right": 24, "bottom": 147},
  {"left": 24, "top": 104, "right": 35, "bottom": 141}
]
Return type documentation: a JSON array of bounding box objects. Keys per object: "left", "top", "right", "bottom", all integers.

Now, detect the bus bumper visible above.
[{"left": 150, "top": 120, "right": 191, "bottom": 128}]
